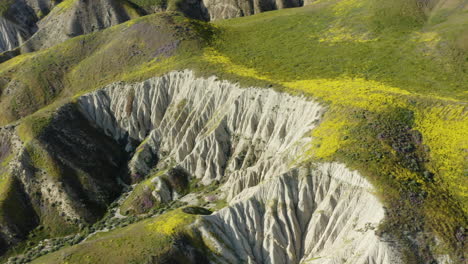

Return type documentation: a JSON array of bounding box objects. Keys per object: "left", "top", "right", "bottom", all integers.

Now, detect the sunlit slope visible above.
[
  {"left": 207, "top": 0, "right": 467, "bottom": 203},
  {"left": 212, "top": 0, "right": 467, "bottom": 99},
  {"left": 31, "top": 209, "right": 202, "bottom": 264},
  {"left": 0, "top": 12, "right": 212, "bottom": 124},
  {"left": 203, "top": 0, "right": 467, "bottom": 259},
  {"left": 0, "top": 0, "right": 466, "bottom": 261}
]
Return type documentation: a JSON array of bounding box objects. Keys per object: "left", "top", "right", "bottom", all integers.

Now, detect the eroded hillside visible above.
[{"left": 0, "top": 0, "right": 466, "bottom": 263}]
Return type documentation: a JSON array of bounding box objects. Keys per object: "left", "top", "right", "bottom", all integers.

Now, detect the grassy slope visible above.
[
  {"left": 0, "top": 12, "right": 211, "bottom": 262},
  {"left": 0, "top": 12, "right": 210, "bottom": 124},
  {"left": 30, "top": 209, "right": 198, "bottom": 264},
  {"left": 199, "top": 0, "right": 468, "bottom": 259},
  {"left": 0, "top": 0, "right": 466, "bottom": 261}
]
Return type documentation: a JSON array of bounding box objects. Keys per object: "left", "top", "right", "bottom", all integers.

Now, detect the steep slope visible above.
[
  {"left": 0, "top": 13, "right": 209, "bottom": 257},
  {"left": 20, "top": 0, "right": 141, "bottom": 52},
  {"left": 77, "top": 70, "right": 322, "bottom": 186},
  {"left": 0, "top": 12, "right": 207, "bottom": 125},
  {"left": 0, "top": 105, "right": 128, "bottom": 255},
  {"left": 0, "top": 0, "right": 142, "bottom": 60},
  {"left": 22, "top": 0, "right": 60, "bottom": 16},
  {"left": 127, "top": 0, "right": 305, "bottom": 20},
  {"left": 196, "top": 164, "right": 401, "bottom": 264},
  {"left": 25, "top": 71, "right": 401, "bottom": 264},
  {"left": 201, "top": 0, "right": 304, "bottom": 20},
  {"left": 0, "top": 0, "right": 39, "bottom": 52},
  {"left": 0, "top": 0, "right": 466, "bottom": 263},
  {"left": 0, "top": 126, "right": 38, "bottom": 256},
  {"left": 1, "top": 0, "right": 305, "bottom": 57}
]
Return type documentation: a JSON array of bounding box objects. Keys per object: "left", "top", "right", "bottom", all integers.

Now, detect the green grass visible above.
[
  {"left": 0, "top": 12, "right": 209, "bottom": 125},
  {"left": 0, "top": 0, "right": 466, "bottom": 261},
  {"left": 120, "top": 174, "right": 164, "bottom": 215},
  {"left": 210, "top": 0, "right": 466, "bottom": 99},
  {"left": 0, "top": 0, "right": 13, "bottom": 15},
  {"left": 198, "top": 1, "right": 467, "bottom": 259},
  {"left": 31, "top": 209, "right": 198, "bottom": 264},
  {"left": 49, "top": 0, "right": 78, "bottom": 15},
  {"left": 17, "top": 111, "right": 53, "bottom": 143}
]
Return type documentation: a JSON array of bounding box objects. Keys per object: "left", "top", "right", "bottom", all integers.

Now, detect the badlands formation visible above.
[
  {"left": 78, "top": 71, "right": 400, "bottom": 263},
  {"left": 0, "top": 0, "right": 466, "bottom": 263}
]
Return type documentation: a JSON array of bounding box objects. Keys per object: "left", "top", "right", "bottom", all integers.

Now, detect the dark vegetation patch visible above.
[
  {"left": 123, "top": 184, "right": 159, "bottom": 215},
  {"left": 182, "top": 206, "right": 212, "bottom": 215},
  {"left": 0, "top": 0, "right": 13, "bottom": 16},
  {"left": 164, "top": 166, "right": 190, "bottom": 194},
  {"left": 121, "top": 166, "right": 191, "bottom": 215},
  {"left": 0, "top": 136, "right": 11, "bottom": 167},
  {"left": 0, "top": 104, "right": 132, "bottom": 260},
  {"left": 145, "top": 233, "right": 210, "bottom": 264},
  {"left": 335, "top": 106, "right": 466, "bottom": 262},
  {"left": 0, "top": 177, "right": 39, "bottom": 255},
  {"left": 37, "top": 104, "right": 128, "bottom": 222}
]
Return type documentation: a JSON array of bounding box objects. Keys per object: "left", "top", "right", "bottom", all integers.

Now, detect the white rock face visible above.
[
  {"left": 0, "top": 17, "right": 23, "bottom": 52},
  {"left": 202, "top": 0, "right": 304, "bottom": 20},
  {"left": 78, "top": 70, "right": 323, "bottom": 186},
  {"left": 195, "top": 163, "right": 402, "bottom": 264},
  {"left": 24, "top": 0, "right": 57, "bottom": 15},
  {"left": 0, "top": 0, "right": 44, "bottom": 53},
  {"left": 77, "top": 70, "right": 401, "bottom": 264},
  {"left": 0, "top": 4, "right": 38, "bottom": 54}
]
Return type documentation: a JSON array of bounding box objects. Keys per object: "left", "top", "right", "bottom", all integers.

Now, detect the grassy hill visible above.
[{"left": 0, "top": 0, "right": 466, "bottom": 262}]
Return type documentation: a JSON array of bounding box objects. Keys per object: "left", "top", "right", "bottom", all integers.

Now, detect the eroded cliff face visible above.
[
  {"left": 0, "top": 17, "right": 28, "bottom": 53},
  {"left": 195, "top": 164, "right": 401, "bottom": 264},
  {"left": 23, "top": 0, "right": 59, "bottom": 15},
  {"left": 75, "top": 70, "right": 402, "bottom": 263},
  {"left": 0, "top": 0, "right": 140, "bottom": 56},
  {"left": 0, "top": 0, "right": 39, "bottom": 53},
  {"left": 0, "top": 70, "right": 407, "bottom": 262},
  {"left": 78, "top": 71, "right": 322, "bottom": 186},
  {"left": 201, "top": 0, "right": 304, "bottom": 20},
  {"left": 21, "top": 0, "right": 138, "bottom": 52}
]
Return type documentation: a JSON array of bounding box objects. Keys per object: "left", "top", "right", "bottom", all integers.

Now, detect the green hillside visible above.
[{"left": 0, "top": 0, "right": 466, "bottom": 263}]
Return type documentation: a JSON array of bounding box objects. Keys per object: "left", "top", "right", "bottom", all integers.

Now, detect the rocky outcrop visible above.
[
  {"left": 131, "top": 0, "right": 304, "bottom": 21},
  {"left": 195, "top": 163, "right": 402, "bottom": 264},
  {"left": 77, "top": 70, "right": 323, "bottom": 186},
  {"left": 0, "top": 0, "right": 38, "bottom": 52},
  {"left": 0, "top": 0, "right": 140, "bottom": 54},
  {"left": 23, "top": 0, "right": 61, "bottom": 16},
  {"left": 202, "top": 0, "right": 304, "bottom": 20},
  {"left": 0, "top": 17, "right": 23, "bottom": 53},
  {"left": 21, "top": 0, "right": 140, "bottom": 52},
  {"left": 76, "top": 70, "right": 402, "bottom": 263}
]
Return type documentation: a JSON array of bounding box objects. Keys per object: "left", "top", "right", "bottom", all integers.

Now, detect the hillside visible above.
[{"left": 0, "top": 0, "right": 466, "bottom": 263}]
